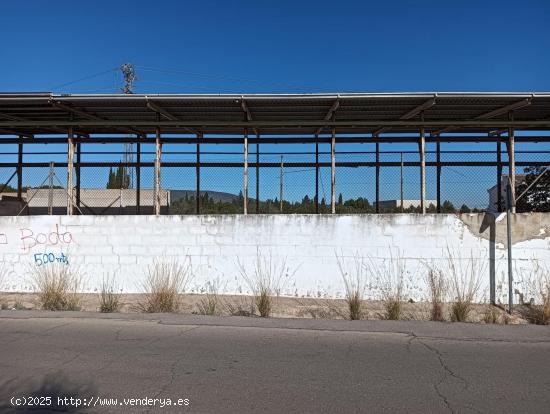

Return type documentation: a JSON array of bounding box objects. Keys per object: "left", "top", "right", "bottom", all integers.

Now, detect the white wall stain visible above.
[{"left": 0, "top": 214, "right": 549, "bottom": 303}]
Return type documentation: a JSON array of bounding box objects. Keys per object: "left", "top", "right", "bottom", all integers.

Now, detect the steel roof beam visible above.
[
  {"left": 315, "top": 99, "right": 340, "bottom": 135},
  {"left": 146, "top": 99, "right": 199, "bottom": 135},
  {"left": 475, "top": 97, "right": 532, "bottom": 119},
  {"left": 400, "top": 97, "right": 437, "bottom": 120},
  {"left": 0, "top": 111, "right": 66, "bottom": 135},
  {"left": 241, "top": 99, "right": 259, "bottom": 136},
  {"left": 374, "top": 96, "right": 436, "bottom": 135},
  {"left": 51, "top": 100, "right": 142, "bottom": 136},
  {"left": 2, "top": 119, "right": 550, "bottom": 128},
  {"left": 0, "top": 128, "right": 33, "bottom": 138},
  {"left": 432, "top": 98, "right": 532, "bottom": 135}
]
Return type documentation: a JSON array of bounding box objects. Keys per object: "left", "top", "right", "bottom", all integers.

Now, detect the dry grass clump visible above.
[
  {"left": 446, "top": 249, "right": 485, "bottom": 323},
  {"left": 336, "top": 255, "right": 368, "bottom": 320},
  {"left": 425, "top": 267, "right": 447, "bottom": 322},
  {"left": 32, "top": 263, "right": 82, "bottom": 311},
  {"left": 196, "top": 280, "right": 221, "bottom": 316},
  {"left": 99, "top": 276, "right": 121, "bottom": 313},
  {"left": 483, "top": 305, "right": 503, "bottom": 324},
  {"left": 516, "top": 262, "right": 550, "bottom": 325},
  {"left": 376, "top": 253, "right": 408, "bottom": 320},
  {"left": 137, "top": 258, "right": 192, "bottom": 313},
  {"left": 223, "top": 297, "right": 256, "bottom": 317},
  {"left": 0, "top": 265, "right": 7, "bottom": 310},
  {"left": 238, "top": 254, "right": 294, "bottom": 318},
  {"left": 295, "top": 299, "right": 345, "bottom": 319}
]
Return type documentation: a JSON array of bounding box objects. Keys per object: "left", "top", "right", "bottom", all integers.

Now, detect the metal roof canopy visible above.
[{"left": 1, "top": 92, "right": 550, "bottom": 138}]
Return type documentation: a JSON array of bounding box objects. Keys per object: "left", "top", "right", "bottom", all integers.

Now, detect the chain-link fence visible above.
[{"left": 1, "top": 141, "right": 549, "bottom": 216}]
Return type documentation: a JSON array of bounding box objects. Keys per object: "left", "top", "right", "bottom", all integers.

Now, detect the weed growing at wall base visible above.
[
  {"left": 446, "top": 248, "right": 485, "bottom": 323},
  {"left": 372, "top": 251, "right": 408, "bottom": 321},
  {"left": 336, "top": 254, "right": 368, "bottom": 320},
  {"left": 195, "top": 280, "right": 221, "bottom": 316},
  {"left": 136, "top": 258, "right": 192, "bottom": 313},
  {"left": 99, "top": 276, "right": 121, "bottom": 313},
  {"left": 238, "top": 253, "right": 295, "bottom": 318},
  {"left": 32, "top": 263, "right": 83, "bottom": 311},
  {"left": 424, "top": 266, "right": 448, "bottom": 322}
]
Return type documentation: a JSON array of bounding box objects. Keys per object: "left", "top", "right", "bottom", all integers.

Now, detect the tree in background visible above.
[
  {"left": 441, "top": 200, "right": 456, "bottom": 213},
  {"left": 516, "top": 166, "right": 550, "bottom": 212},
  {"left": 106, "top": 166, "right": 130, "bottom": 189}
]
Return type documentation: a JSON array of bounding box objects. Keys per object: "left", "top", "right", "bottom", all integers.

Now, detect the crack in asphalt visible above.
[
  {"left": 0, "top": 321, "right": 73, "bottom": 345},
  {"left": 409, "top": 333, "right": 488, "bottom": 414},
  {"left": 144, "top": 327, "right": 200, "bottom": 414}
]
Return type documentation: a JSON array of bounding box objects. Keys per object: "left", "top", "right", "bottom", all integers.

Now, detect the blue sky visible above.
[
  {"left": 1, "top": 1, "right": 550, "bottom": 208},
  {"left": 2, "top": 0, "right": 550, "bottom": 94}
]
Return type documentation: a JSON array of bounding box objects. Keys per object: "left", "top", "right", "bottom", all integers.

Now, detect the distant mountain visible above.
[{"left": 170, "top": 190, "right": 240, "bottom": 203}]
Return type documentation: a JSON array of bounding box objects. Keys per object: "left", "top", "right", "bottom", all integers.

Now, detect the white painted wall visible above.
[{"left": 1, "top": 214, "right": 549, "bottom": 303}]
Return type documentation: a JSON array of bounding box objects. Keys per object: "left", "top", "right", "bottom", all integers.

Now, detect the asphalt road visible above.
[{"left": 0, "top": 312, "right": 549, "bottom": 414}]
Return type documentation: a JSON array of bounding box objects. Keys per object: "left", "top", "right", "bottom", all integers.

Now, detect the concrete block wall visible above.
[{"left": 0, "top": 214, "right": 549, "bottom": 303}]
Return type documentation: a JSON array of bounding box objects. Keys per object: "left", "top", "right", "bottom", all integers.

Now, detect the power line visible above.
[
  {"left": 50, "top": 67, "right": 119, "bottom": 90},
  {"left": 135, "top": 65, "right": 323, "bottom": 91}
]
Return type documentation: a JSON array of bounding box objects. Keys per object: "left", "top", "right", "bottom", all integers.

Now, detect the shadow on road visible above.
[{"left": 0, "top": 371, "right": 97, "bottom": 412}]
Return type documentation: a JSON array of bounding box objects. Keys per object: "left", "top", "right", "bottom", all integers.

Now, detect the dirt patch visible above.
[{"left": 0, "top": 291, "right": 526, "bottom": 323}]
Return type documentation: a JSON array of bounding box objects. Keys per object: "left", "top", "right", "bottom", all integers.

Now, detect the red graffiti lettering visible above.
[{"left": 20, "top": 225, "right": 74, "bottom": 252}]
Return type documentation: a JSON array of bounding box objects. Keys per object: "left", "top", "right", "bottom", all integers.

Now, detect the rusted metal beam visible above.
[
  {"left": 51, "top": 100, "right": 142, "bottom": 136},
  {"left": 436, "top": 139, "right": 441, "bottom": 213},
  {"left": 243, "top": 128, "right": 249, "bottom": 215},
  {"left": 476, "top": 98, "right": 532, "bottom": 120},
  {"left": 315, "top": 99, "right": 340, "bottom": 135},
  {"left": 331, "top": 127, "right": 336, "bottom": 214},
  {"left": 374, "top": 96, "right": 437, "bottom": 135},
  {"left": 375, "top": 138, "right": 380, "bottom": 214},
  {"left": 497, "top": 137, "right": 503, "bottom": 212},
  {"left": 419, "top": 126, "right": 426, "bottom": 214},
  {"left": 6, "top": 119, "right": 550, "bottom": 128},
  {"left": 17, "top": 138, "right": 23, "bottom": 199},
  {"left": 136, "top": 136, "right": 141, "bottom": 214},
  {"left": 196, "top": 133, "right": 201, "bottom": 214},
  {"left": 66, "top": 128, "right": 75, "bottom": 215},
  {"left": 241, "top": 98, "right": 259, "bottom": 137},
  {"left": 154, "top": 127, "right": 162, "bottom": 215},
  {"left": 146, "top": 99, "right": 199, "bottom": 135},
  {"left": 76, "top": 139, "right": 81, "bottom": 212},
  {"left": 508, "top": 118, "right": 516, "bottom": 213},
  {"left": 255, "top": 132, "right": 260, "bottom": 214},
  {"left": 315, "top": 133, "right": 319, "bottom": 214}
]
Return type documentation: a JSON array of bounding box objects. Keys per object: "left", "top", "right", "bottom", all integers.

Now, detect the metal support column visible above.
[
  {"left": 315, "top": 133, "right": 319, "bottom": 214},
  {"left": 76, "top": 140, "right": 81, "bottom": 213},
  {"left": 375, "top": 138, "right": 380, "bottom": 213},
  {"left": 400, "top": 152, "right": 404, "bottom": 213},
  {"left": 196, "top": 133, "right": 201, "bottom": 214},
  {"left": 243, "top": 128, "right": 248, "bottom": 215},
  {"left": 497, "top": 136, "right": 502, "bottom": 212},
  {"left": 506, "top": 183, "right": 514, "bottom": 314},
  {"left": 136, "top": 136, "right": 141, "bottom": 214},
  {"left": 66, "top": 127, "right": 74, "bottom": 215},
  {"left": 154, "top": 127, "right": 162, "bottom": 215},
  {"left": 508, "top": 115, "right": 516, "bottom": 213},
  {"left": 255, "top": 132, "right": 260, "bottom": 214},
  {"left": 279, "top": 156, "right": 284, "bottom": 213},
  {"left": 17, "top": 138, "right": 23, "bottom": 199},
  {"left": 331, "top": 127, "right": 336, "bottom": 214},
  {"left": 436, "top": 139, "right": 441, "bottom": 213},
  {"left": 419, "top": 126, "right": 426, "bottom": 214}
]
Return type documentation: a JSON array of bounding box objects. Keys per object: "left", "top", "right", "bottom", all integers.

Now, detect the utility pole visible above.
[{"left": 279, "top": 156, "right": 284, "bottom": 213}]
